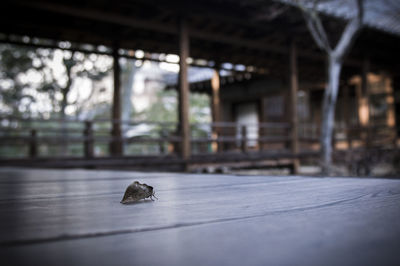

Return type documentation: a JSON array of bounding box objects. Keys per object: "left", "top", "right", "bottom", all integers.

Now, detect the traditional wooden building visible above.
[
  {"left": 185, "top": 66, "right": 398, "bottom": 153},
  {"left": 1, "top": 0, "right": 399, "bottom": 172}
]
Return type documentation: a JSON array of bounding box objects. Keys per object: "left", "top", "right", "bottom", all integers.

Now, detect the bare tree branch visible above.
[
  {"left": 296, "top": 1, "right": 332, "bottom": 52},
  {"left": 312, "top": 11, "right": 332, "bottom": 50},
  {"left": 294, "top": 0, "right": 365, "bottom": 174},
  {"left": 333, "top": 0, "right": 364, "bottom": 61},
  {"left": 303, "top": 12, "right": 330, "bottom": 51}
]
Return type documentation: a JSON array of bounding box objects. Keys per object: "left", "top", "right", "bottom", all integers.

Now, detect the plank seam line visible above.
[
  {"left": 0, "top": 180, "right": 307, "bottom": 202},
  {"left": 0, "top": 192, "right": 368, "bottom": 247}
]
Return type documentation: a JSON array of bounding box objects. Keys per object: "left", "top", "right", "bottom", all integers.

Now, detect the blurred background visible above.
[{"left": 1, "top": 0, "right": 400, "bottom": 176}]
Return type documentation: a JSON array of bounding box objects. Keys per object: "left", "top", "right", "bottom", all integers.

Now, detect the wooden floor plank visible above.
[{"left": 1, "top": 168, "right": 400, "bottom": 266}]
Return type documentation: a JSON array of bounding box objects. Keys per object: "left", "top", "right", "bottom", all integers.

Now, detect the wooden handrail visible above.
[{"left": 1, "top": 116, "right": 397, "bottom": 159}]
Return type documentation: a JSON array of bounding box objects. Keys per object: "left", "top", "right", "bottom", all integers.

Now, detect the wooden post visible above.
[
  {"left": 211, "top": 69, "right": 220, "bottom": 123},
  {"left": 178, "top": 18, "right": 191, "bottom": 160},
  {"left": 110, "top": 45, "right": 123, "bottom": 156},
  {"left": 289, "top": 41, "right": 300, "bottom": 175},
  {"left": 382, "top": 73, "right": 397, "bottom": 146},
  {"left": 393, "top": 76, "right": 400, "bottom": 146},
  {"left": 159, "top": 128, "right": 166, "bottom": 155},
  {"left": 361, "top": 58, "right": 370, "bottom": 148},
  {"left": 332, "top": 127, "right": 337, "bottom": 150},
  {"left": 343, "top": 85, "right": 352, "bottom": 149},
  {"left": 211, "top": 69, "right": 220, "bottom": 153},
  {"left": 361, "top": 58, "right": 369, "bottom": 101},
  {"left": 84, "top": 121, "right": 94, "bottom": 158},
  {"left": 29, "top": 129, "right": 37, "bottom": 158},
  {"left": 258, "top": 124, "right": 263, "bottom": 152},
  {"left": 241, "top": 125, "right": 248, "bottom": 153}
]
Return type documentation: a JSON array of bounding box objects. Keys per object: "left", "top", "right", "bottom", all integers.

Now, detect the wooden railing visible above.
[
  {"left": 0, "top": 116, "right": 397, "bottom": 159},
  {"left": 0, "top": 117, "right": 294, "bottom": 159},
  {"left": 298, "top": 122, "right": 398, "bottom": 150}
]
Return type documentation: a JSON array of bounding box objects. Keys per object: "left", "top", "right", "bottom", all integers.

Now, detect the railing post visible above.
[
  {"left": 258, "top": 125, "right": 263, "bottom": 151},
  {"left": 241, "top": 125, "right": 247, "bottom": 153},
  {"left": 159, "top": 129, "right": 166, "bottom": 155},
  {"left": 285, "top": 127, "right": 291, "bottom": 149},
  {"left": 347, "top": 127, "right": 353, "bottom": 150},
  {"left": 393, "top": 127, "right": 398, "bottom": 148},
  {"left": 344, "top": 85, "right": 352, "bottom": 149},
  {"left": 29, "top": 129, "right": 37, "bottom": 158},
  {"left": 84, "top": 121, "right": 94, "bottom": 158},
  {"left": 366, "top": 125, "right": 371, "bottom": 148},
  {"left": 110, "top": 121, "right": 123, "bottom": 156},
  {"left": 211, "top": 124, "right": 219, "bottom": 153},
  {"left": 332, "top": 127, "right": 337, "bottom": 150}
]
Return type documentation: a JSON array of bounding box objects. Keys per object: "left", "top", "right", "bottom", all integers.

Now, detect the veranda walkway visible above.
[{"left": 1, "top": 168, "right": 399, "bottom": 266}]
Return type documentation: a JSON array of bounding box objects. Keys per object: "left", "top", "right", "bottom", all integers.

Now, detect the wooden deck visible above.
[{"left": 1, "top": 168, "right": 400, "bottom": 266}]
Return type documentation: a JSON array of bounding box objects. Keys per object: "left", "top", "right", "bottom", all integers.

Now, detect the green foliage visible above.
[
  {"left": 136, "top": 88, "right": 211, "bottom": 139},
  {"left": 0, "top": 45, "right": 41, "bottom": 116},
  {"left": 189, "top": 92, "right": 211, "bottom": 124},
  {"left": 135, "top": 89, "right": 211, "bottom": 124},
  {"left": 0, "top": 43, "right": 112, "bottom": 118},
  {"left": 136, "top": 89, "right": 178, "bottom": 122},
  {"left": 1, "top": 41, "right": 212, "bottom": 157}
]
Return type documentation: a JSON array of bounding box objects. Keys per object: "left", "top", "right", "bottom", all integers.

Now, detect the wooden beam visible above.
[
  {"left": 289, "top": 41, "right": 300, "bottom": 175},
  {"left": 12, "top": 0, "right": 360, "bottom": 65},
  {"left": 110, "top": 46, "right": 123, "bottom": 156},
  {"left": 178, "top": 19, "right": 191, "bottom": 160},
  {"left": 16, "top": 1, "right": 176, "bottom": 34},
  {"left": 0, "top": 39, "right": 254, "bottom": 73}
]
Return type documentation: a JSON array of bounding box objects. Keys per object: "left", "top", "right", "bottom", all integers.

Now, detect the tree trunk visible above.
[
  {"left": 59, "top": 86, "right": 70, "bottom": 156},
  {"left": 320, "top": 56, "right": 342, "bottom": 174},
  {"left": 60, "top": 88, "right": 68, "bottom": 119},
  {"left": 59, "top": 60, "right": 73, "bottom": 156},
  {"left": 297, "top": 0, "right": 363, "bottom": 175}
]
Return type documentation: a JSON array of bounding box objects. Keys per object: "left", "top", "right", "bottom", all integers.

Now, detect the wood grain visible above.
[{"left": 0, "top": 168, "right": 399, "bottom": 266}]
